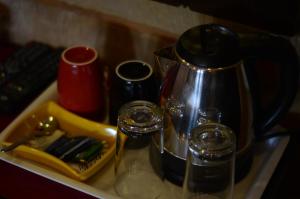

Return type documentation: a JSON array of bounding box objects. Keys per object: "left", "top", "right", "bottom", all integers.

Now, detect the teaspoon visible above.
[{"left": 0, "top": 115, "right": 59, "bottom": 152}]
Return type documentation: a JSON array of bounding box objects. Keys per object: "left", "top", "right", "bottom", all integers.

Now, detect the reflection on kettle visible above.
[{"left": 149, "top": 24, "right": 299, "bottom": 185}]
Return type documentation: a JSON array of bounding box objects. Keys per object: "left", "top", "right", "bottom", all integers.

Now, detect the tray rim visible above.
[{"left": 0, "top": 80, "right": 291, "bottom": 199}]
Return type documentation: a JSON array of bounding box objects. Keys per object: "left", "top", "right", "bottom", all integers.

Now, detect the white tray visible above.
[{"left": 0, "top": 81, "right": 289, "bottom": 199}]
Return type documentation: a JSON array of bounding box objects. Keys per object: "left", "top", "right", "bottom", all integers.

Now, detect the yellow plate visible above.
[{"left": 1, "top": 101, "right": 126, "bottom": 181}]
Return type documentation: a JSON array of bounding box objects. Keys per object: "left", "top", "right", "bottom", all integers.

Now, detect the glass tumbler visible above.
[
  {"left": 183, "top": 123, "right": 236, "bottom": 199},
  {"left": 197, "top": 107, "right": 222, "bottom": 126},
  {"left": 114, "top": 100, "right": 165, "bottom": 199}
]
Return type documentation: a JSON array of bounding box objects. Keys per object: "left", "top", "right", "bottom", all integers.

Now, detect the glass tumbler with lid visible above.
[
  {"left": 183, "top": 123, "right": 236, "bottom": 199},
  {"left": 114, "top": 100, "right": 165, "bottom": 199}
]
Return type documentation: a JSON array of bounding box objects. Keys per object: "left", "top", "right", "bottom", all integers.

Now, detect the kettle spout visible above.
[
  {"left": 154, "top": 46, "right": 178, "bottom": 78},
  {"left": 154, "top": 46, "right": 176, "bottom": 60}
]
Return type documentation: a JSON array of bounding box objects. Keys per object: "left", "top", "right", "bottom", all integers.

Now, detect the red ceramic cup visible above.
[{"left": 57, "top": 46, "right": 104, "bottom": 118}]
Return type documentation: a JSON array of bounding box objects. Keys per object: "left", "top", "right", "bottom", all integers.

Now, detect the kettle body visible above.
[
  {"left": 159, "top": 60, "right": 253, "bottom": 158},
  {"left": 149, "top": 24, "right": 299, "bottom": 185}
]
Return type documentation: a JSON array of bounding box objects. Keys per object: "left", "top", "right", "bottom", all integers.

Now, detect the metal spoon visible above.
[
  {"left": 35, "top": 116, "right": 58, "bottom": 137},
  {"left": 0, "top": 116, "right": 59, "bottom": 152}
]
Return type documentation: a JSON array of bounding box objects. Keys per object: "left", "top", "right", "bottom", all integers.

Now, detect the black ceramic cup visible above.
[{"left": 109, "top": 60, "right": 159, "bottom": 125}]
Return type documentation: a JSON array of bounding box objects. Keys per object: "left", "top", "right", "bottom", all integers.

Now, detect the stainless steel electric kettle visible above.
[{"left": 149, "top": 24, "right": 299, "bottom": 185}]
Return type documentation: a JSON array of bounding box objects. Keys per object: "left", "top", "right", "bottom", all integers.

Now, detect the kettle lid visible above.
[{"left": 176, "top": 24, "right": 241, "bottom": 67}]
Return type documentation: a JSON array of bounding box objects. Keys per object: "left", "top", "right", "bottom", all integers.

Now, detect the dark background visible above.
[{"left": 154, "top": 0, "right": 300, "bottom": 36}]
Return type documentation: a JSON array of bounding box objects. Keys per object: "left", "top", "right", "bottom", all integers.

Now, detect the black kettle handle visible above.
[{"left": 240, "top": 33, "right": 299, "bottom": 136}]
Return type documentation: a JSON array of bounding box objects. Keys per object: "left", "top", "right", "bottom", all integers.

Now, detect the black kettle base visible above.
[{"left": 149, "top": 142, "right": 253, "bottom": 186}]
